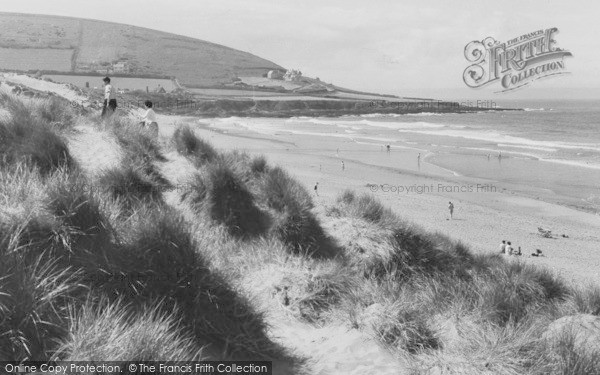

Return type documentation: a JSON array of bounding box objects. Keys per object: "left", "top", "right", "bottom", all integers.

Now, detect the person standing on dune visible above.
[
  {"left": 101, "top": 77, "right": 117, "bottom": 117},
  {"left": 448, "top": 201, "right": 454, "bottom": 220}
]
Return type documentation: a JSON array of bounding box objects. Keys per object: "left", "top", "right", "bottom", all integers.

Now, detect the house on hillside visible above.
[
  {"left": 283, "top": 69, "right": 302, "bottom": 82},
  {"left": 112, "top": 61, "right": 129, "bottom": 73},
  {"left": 267, "top": 70, "right": 284, "bottom": 79}
]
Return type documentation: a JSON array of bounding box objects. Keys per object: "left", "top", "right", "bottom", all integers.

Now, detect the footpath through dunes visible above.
[{"left": 63, "top": 124, "right": 409, "bottom": 374}]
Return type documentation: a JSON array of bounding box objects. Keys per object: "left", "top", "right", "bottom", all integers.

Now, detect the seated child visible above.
[{"left": 139, "top": 100, "right": 158, "bottom": 137}]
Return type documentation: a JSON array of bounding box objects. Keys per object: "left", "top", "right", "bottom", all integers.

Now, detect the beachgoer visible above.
[
  {"left": 417, "top": 153, "right": 421, "bottom": 163},
  {"left": 314, "top": 182, "right": 319, "bottom": 196},
  {"left": 499, "top": 240, "right": 507, "bottom": 254},
  {"left": 139, "top": 100, "right": 159, "bottom": 137},
  {"left": 487, "top": 154, "right": 491, "bottom": 161},
  {"left": 448, "top": 201, "right": 454, "bottom": 219},
  {"left": 341, "top": 161, "right": 345, "bottom": 171},
  {"left": 506, "top": 241, "right": 513, "bottom": 255},
  {"left": 386, "top": 144, "right": 391, "bottom": 153},
  {"left": 101, "top": 77, "right": 117, "bottom": 117}
]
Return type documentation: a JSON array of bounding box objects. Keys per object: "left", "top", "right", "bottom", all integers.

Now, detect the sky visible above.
[{"left": 3, "top": 0, "right": 600, "bottom": 100}]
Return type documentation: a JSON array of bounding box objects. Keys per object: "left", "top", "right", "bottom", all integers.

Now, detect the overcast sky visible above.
[{"left": 3, "top": 0, "right": 599, "bottom": 99}]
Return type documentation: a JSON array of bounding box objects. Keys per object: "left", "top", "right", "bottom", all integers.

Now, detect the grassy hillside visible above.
[
  {"left": 1, "top": 90, "right": 599, "bottom": 373},
  {"left": 0, "top": 12, "right": 283, "bottom": 86}
]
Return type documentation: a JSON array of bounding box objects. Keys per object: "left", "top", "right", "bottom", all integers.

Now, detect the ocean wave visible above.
[
  {"left": 303, "top": 118, "right": 446, "bottom": 130},
  {"left": 397, "top": 128, "right": 600, "bottom": 152},
  {"left": 539, "top": 158, "right": 600, "bottom": 171},
  {"left": 404, "top": 112, "right": 444, "bottom": 117},
  {"left": 497, "top": 143, "right": 557, "bottom": 152}
]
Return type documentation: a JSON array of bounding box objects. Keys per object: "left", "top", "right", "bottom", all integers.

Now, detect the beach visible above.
[{"left": 157, "top": 111, "right": 600, "bottom": 285}]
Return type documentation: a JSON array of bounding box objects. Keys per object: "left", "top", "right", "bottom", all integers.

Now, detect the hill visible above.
[{"left": 0, "top": 12, "right": 283, "bottom": 86}]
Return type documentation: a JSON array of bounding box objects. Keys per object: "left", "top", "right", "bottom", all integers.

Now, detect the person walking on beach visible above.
[
  {"left": 101, "top": 77, "right": 117, "bottom": 117},
  {"left": 341, "top": 161, "right": 345, "bottom": 171},
  {"left": 386, "top": 144, "right": 391, "bottom": 153},
  {"left": 448, "top": 201, "right": 454, "bottom": 220},
  {"left": 139, "top": 100, "right": 159, "bottom": 137},
  {"left": 314, "top": 182, "right": 319, "bottom": 196}
]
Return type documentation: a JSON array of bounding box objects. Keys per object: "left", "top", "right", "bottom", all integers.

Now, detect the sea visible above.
[{"left": 213, "top": 99, "right": 600, "bottom": 214}]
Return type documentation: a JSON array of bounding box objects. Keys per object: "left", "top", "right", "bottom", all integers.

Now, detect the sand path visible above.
[
  {"left": 270, "top": 320, "right": 408, "bottom": 374},
  {"left": 67, "top": 125, "right": 123, "bottom": 176},
  {"left": 1, "top": 73, "right": 90, "bottom": 105}
]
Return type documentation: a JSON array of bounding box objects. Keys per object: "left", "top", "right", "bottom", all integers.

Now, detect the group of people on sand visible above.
[
  {"left": 499, "top": 240, "right": 522, "bottom": 256},
  {"left": 500, "top": 240, "right": 545, "bottom": 257},
  {"left": 100, "top": 77, "right": 159, "bottom": 137}
]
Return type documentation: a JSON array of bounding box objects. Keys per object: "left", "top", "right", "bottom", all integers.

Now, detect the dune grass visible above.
[
  {"left": 173, "top": 125, "right": 217, "bottom": 166},
  {"left": 181, "top": 162, "right": 270, "bottom": 238},
  {"left": 55, "top": 298, "right": 206, "bottom": 361},
  {"left": 2, "top": 92, "right": 600, "bottom": 373},
  {"left": 0, "top": 92, "right": 76, "bottom": 175},
  {"left": 97, "top": 162, "right": 166, "bottom": 211},
  {"left": 174, "top": 131, "right": 337, "bottom": 256},
  {"left": 258, "top": 167, "right": 337, "bottom": 258},
  {"left": 103, "top": 115, "right": 166, "bottom": 162},
  {"left": 0, "top": 163, "right": 287, "bottom": 361}
]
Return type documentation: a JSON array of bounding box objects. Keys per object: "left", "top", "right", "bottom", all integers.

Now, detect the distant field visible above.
[
  {"left": 0, "top": 48, "right": 73, "bottom": 71},
  {"left": 44, "top": 74, "right": 176, "bottom": 91},
  {"left": 0, "top": 13, "right": 78, "bottom": 49},
  {"left": 0, "top": 13, "right": 284, "bottom": 86}
]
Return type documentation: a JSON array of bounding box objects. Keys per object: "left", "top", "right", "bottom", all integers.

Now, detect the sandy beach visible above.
[{"left": 158, "top": 114, "right": 600, "bottom": 286}]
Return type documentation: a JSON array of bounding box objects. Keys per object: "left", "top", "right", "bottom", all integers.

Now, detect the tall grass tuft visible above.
[
  {"left": 183, "top": 161, "right": 269, "bottom": 238},
  {"left": 172, "top": 125, "right": 217, "bottom": 166},
  {"left": 97, "top": 163, "right": 165, "bottom": 211},
  {"left": 56, "top": 299, "right": 206, "bottom": 361},
  {"left": 1, "top": 93, "right": 75, "bottom": 175},
  {"left": 35, "top": 96, "right": 78, "bottom": 130},
  {"left": 257, "top": 167, "right": 337, "bottom": 257},
  {"left": 105, "top": 115, "right": 165, "bottom": 162},
  {"left": 0, "top": 248, "right": 84, "bottom": 360}
]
